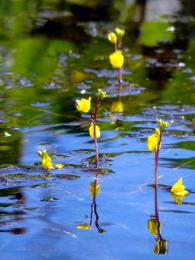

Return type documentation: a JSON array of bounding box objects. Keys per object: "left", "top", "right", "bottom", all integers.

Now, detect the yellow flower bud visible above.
[
  {"left": 98, "top": 89, "right": 107, "bottom": 99},
  {"left": 147, "top": 128, "right": 160, "bottom": 152},
  {"left": 76, "top": 97, "right": 91, "bottom": 113},
  {"left": 109, "top": 50, "right": 124, "bottom": 68},
  {"left": 171, "top": 178, "right": 188, "bottom": 197},
  {"left": 158, "top": 119, "right": 169, "bottom": 129},
  {"left": 89, "top": 122, "right": 101, "bottom": 139},
  {"left": 110, "top": 101, "right": 124, "bottom": 113},
  {"left": 108, "top": 32, "right": 117, "bottom": 44},
  {"left": 115, "top": 27, "right": 125, "bottom": 37}
]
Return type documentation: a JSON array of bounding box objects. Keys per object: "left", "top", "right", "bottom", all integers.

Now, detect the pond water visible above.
[{"left": 0, "top": 0, "right": 195, "bottom": 259}]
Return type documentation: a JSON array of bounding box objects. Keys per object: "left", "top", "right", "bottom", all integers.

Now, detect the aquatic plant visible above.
[
  {"left": 147, "top": 120, "right": 169, "bottom": 188},
  {"left": 77, "top": 174, "right": 105, "bottom": 233},
  {"left": 75, "top": 89, "right": 107, "bottom": 168},
  {"left": 38, "top": 150, "right": 64, "bottom": 172},
  {"left": 108, "top": 27, "right": 125, "bottom": 95}
]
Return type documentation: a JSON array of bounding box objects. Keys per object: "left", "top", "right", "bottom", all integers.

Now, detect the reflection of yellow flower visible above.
[
  {"left": 77, "top": 224, "right": 91, "bottom": 230},
  {"left": 90, "top": 180, "right": 100, "bottom": 198},
  {"left": 171, "top": 178, "right": 188, "bottom": 197},
  {"left": 109, "top": 50, "right": 124, "bottom": 68},
  {"left": 98, "top": 89, "right": 107, "bottom": 99},
  {"left": 147, "top": 128, "right": 160, "bottom": 152},
  {"left": 171, "top": 194, "right": 185, "bottom": 205},
  {"left": 158, "top": 119, "right": 169, "bottom": 129},
  {"left": 148, "top": 218, "right": 161, "bottom": 235},
  {"left": 76, "top": 97, "right": 91, "bottom": 113},
  {"left": 154, "top": 237, "right": 168, "bottom": 255},
  {"left": 111, "top": 101, "right": 124, "bottom": 113},
  {"left": 115, "top": 27, "right": 125, "bottom": 37},
  {"left": 108, "top": 32, "right": 117, "bottom": 44},
  {"left": 89, "top": 122, "right": 101, "bottom": 139}
]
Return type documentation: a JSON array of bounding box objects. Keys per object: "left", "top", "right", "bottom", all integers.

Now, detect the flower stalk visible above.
[
  {"left": 147, "top": 120, "right": 169, "bottom": 188},
  {"left": 108, "top": 27, "right": 125, "bottom": 96},
  {"left": 76, "top": 89, "right": 106, "bottom": 169}
]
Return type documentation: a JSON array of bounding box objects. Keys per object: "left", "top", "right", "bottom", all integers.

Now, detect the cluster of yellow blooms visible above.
[
  {"left": 108, "top": 28, "right": 125, "bottom": 68},
  {"left": 38, "top": 150, "right": 64, "bottom": 171},
  {"left": 75, "top": 89, "right": 107, "bottom": 139}
]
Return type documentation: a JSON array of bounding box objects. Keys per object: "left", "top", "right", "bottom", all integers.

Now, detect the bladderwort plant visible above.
[
  {"left": 147, "top": 119, "right": 169, "bottom": 188},
  {"left": 75, "top": 89, "right": 107, "bottom": 168},
  {"left": 147, "top": 119, "right": 189, "bottom": 204},
  {"left": 77, "top": 174, "right": 105, "bottom": 233},
  {"left": 108, "top": 27, "right": 125, "bottom": 96},
  {"left": 38, "top": 149, "right": 64, "bottom": 173}
]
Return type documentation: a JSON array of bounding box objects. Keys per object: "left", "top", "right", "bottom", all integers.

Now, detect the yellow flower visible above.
[
  {"left": 171, "top": 178, "right": 188, "bottom": 196},
  {"left": 115, "top": 27, "right": 125, "bottom": 37},
  {"left": 38, "top": 150, "right": 53, "bottom": 171},
  {"left": 55, "top": 163, "right": 64, "bottom": 169},
  {"left": 110, "top": 101, "right": 124, "bottom": 113},
  {"left": 147, "top": 128, "right": 160, "bottom": 152},
  {"left": 90, "top": 180, "right": 100, "bottom": 198},
  {"left": 42, "top": 153, "right": 53, "bottom": 171},
  {"left": 158, "top": 119, "right": 169, "bottom": 129},
  {"left": 77, "top": 224, "right": 91, "bottom": 230},
  {"left": 148, "top": 218, "right": 161, "bottom": 235},
  {"left": 89, "top": 122, "right": 101, "bottom": 139},
  {"left": 109, "top": 50, "right": 124, "bottom": 68},
  {"left": 76, "top": 97, "right": 91, "bottom": 113},
  {"left": 98, "top": 89, "right": 107, "bottom": 99},
  {"left": 108, "top": 32, "right": 117, "bottom": 44}
]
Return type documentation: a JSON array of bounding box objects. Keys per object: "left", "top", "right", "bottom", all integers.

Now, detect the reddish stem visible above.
[
  {"left": 92, "top": 98, "right": 101, "bottom": 168},
  {"left": 118, "top": 67, "right": 123, "bottom": 96},
  {"left": 154, "top": 130, "right": 163, "bottom": 236}
]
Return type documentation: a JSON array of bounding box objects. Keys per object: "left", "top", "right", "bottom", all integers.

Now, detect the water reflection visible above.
[
  {"left": 148, "top": 185, "right": 168, "bottom": 255},
  {"left": 77, "top": 173, "right": 105, "bottom": 233},
  {"left": 0, "top": 187, "right": 26, "bottom": 235}
]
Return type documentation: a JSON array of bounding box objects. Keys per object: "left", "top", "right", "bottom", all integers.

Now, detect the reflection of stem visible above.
[
  {"left": 154, "top": 184, "right": 160, "bottom": 236},
  {"left": 154, "top": 130, "right": 162, "bottom": 236},
  {"left": 89, "top": 176, "right": 104, "bottom": 233},
  {"left": 118, "top": 67, "right": 123, "bottom": 96}
]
